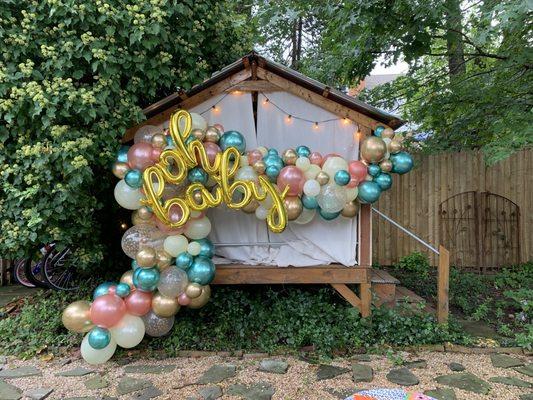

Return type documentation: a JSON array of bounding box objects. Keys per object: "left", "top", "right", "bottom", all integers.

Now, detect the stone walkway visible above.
[
  {"left": 0, "top": 351, "right": 531, "bottom": 399},
  {"left": 0, "top": 286, "right": 40, "bottom": 308}
]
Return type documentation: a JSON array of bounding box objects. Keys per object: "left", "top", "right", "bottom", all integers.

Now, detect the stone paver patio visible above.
[{"left": 0, "top": 351, "right": 531, "bottom": 399}]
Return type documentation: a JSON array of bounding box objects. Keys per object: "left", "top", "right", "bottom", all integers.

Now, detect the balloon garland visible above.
[{"left": 62, "top": 110, "right": 413, "bottom": 364}]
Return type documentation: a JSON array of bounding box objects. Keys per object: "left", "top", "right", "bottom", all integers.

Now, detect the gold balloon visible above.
[
  {"left": 192, "top": 190, "right": 203, "bottom": 204},
  {"left": 282, "top": 149, "right": 297, "bottom": 165},
  {"left": 242, "top": 199, "right": 259, "bottom": 214},
  {"left": 388, "top": 140, "right": 402, "bottom": 154},
  {"left": 361, "top": 136, "right": 387, "bottom": 163},
  {"left": 152, "top": 292, "right": 180, "bottom": 317},
  {"left": 188, "top": 285, "right": 211, "bottom": 309},
  {"left": 151, "top": 133, "right": 167, "bottom": 148},
  {"left": 341, "top": 201, "right": 360, "bottom": 218},
  {"left": 120, "top": 270, "right": 134, "bottom": 289},
  {"left": 156, "top": 249, "right": 173, "bottom": 270},
  {"left": 379, "top": 159, "right": 393, "bottom": 172},
  {"left": 137, "top": 206, "right": 153, "bottom": 220},
  {"left": 62, "top": 300, "right": 93, "bottom": 333},
  {"left": 253, "top": 160, "right": 266, "bottom": 174},
  {"left": 381, "top": 128, "right": 395, "bottom": 139},
  {"left": 132, "top": 210, "right": 156, "bottom": 226},
  {"left": 204, "top": 127, "right": 220, "bottom": 143},
  {"left": 112, "top": 162, "right": 129, "bottom": 179},
  {"left": 191, "top": 129, "right": 205, "bottom": 141},
  {"left": 316, "top": 171, "right": 330, "bottom": 185},
  {"left": 185, "top": 283, "right": 203, "bottom": 299},
  {"left": 136, "top": 247, "right": 157, "bottom": 268},
  {"left": 284, "top": 196, "right": 303, "bottom": 221}
]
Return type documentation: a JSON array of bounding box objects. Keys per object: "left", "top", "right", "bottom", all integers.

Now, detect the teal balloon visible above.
[
  {"left": 374, "top": 126, "right": 385, "bottom": 137},
  {"left": 125, "top": 169, "right": 143, "bottom": 188},
  {"left": 117, "top": 145, "right": 130, "bottom": 163},
  {"left": 195, "top": 238, "right": 215, "bottom": 258},
  {"left": 334, "top": 170, "right": 351, "bottom": 186},
  {"left": 390, "top": 152, "right": 414, "bottom": 175},
  {"left": 267, "top": 148, "right": 279, "bottom": 156},
  {"left": 131, "top": 260, "right": 140, "bottom": 270},
  {"left": 374, "top": 173, "right": 393, "bottom": 190},
  {"left": 367, "top": 164, "right": 381, "bottom": 177},
  {"left": 358, "top": 181, "right": 382, "bottom": 203},
  {"left": 176, "top": 252, "right": 193, "bottom": 270},
  {"left": 302, "top": 194, "right": 318, "bottom": 209},
  {"left": 318, "top": 207, "right": 340, "bottom": 220},
  {"left": 187, "top": 256, "right": 215, "bottom": 285},
  {"left": 133, "top": 267, "right": 160, "bottom": 292},
  {"left": 219, "top": 131, "right": 246, "bottom": 154},
  {"left": 296, "top": 145, "right": 311, "bottom": 158},
  {"left": 265, "top": 165, "right": 281, "bottom": 180},
  {"left": 93, "top": 282, "right": 115, "bottom": 299},
  {"left": 88, "top": 327, "right": 111, "bottom": 350},
  {"left": 185, "top": 136, "right": 196, "bottom": 146},
  {"left": 188, "top": 167, "right": 208, "bottom": 184},
  {"left": 166, "top": 135, "right": 174, "bottom": 146},
  {"left": 115, "top": 283, "right": 131, "bottom": 298},
  {"left": 264, "top": 154, "right": 283, "bottom": 169}
]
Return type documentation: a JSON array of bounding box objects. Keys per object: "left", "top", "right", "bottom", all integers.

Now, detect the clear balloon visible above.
[
  {"left": 157, "top": 266, "right": 188, "bottom": 298},
  {"left": 316, "top": 183, "right": 346, "bottom": 213},
  {"left": 142, "top": 310, "right": 175, "bottom": 337},
  {"left": 81, "top": 333, "right": 117, "bottom": 365},
  {"left": 110, "top": 313, "right": 145, "bottom": 348},
  {"left": 293, "top": 207, "right": 316, "bottom": 225},
  {"left": 134, "top": 125, "right": 159, "bottom": 144},
  {"left": 114, "top": 180, "right": 142, "bottom": 210},
  {"left": 121, "top": 225, "right": 166, "bottom": 259}
]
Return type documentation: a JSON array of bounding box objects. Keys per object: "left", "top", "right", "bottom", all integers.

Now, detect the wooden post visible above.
[
  {"left": 359, "top": 204, "right": 372, "bottom": 317},
  {"left": 437, "top": 245, "right": 450, "bottom": 323}
]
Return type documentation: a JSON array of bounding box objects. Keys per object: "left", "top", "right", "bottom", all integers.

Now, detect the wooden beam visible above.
[
  {"left": 211, "top": 264, "right": 370, "bottom": 285},
  {"left": 123, "top": 68, "right": 253, "bottom": 142},
  {"left": 437, "top": 245, "right": 450, "bottom": 324},
  {"left": 225, "top": 80, "right": 282, "bottom": 93},
  {"left": 331, "top": 283, "right": 361, "bottom": 308},
  {"left": 358, "top": 204, "right": 372, "bottom": 266},
  {"left": 360, "top": 283, "right": 372, "bottom": 317},
  {"left": 256, "top": 67, "right": 389, "bottom": 131}
]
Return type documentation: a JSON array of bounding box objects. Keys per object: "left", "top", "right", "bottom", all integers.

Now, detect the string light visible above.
[
  {"left": 263, "top": 98, "right": 269, "bottom": 105},
  {"left": 314, "top": 122, "right": 319, "bottom": 129}
]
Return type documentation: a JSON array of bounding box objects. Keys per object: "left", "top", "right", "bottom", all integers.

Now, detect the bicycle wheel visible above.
[
  {"left": 43, "top": 247, "right": 80, "bottom": 291},
  {"left": 13, "top": 259, "right": 36, "bottom": 288},
  {"left": 24, "top": 258, "right": 49, "bottom": 288}
]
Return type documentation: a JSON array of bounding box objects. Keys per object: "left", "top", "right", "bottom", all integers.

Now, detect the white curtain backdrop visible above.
[{"left": 155, "top": 91, "right": 359, "bottom": 266}]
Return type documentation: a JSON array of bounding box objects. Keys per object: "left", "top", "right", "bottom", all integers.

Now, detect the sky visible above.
[{"left": 370, "top": 55, "right": 409, "bottom": 75}]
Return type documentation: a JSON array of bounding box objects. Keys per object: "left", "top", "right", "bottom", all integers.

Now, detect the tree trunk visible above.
[
  {"left": 445, "top": 0, "right": 466, "bottom": 78},
  {"left": 290, "top": 19, "right": 298, "bottom": 69}
]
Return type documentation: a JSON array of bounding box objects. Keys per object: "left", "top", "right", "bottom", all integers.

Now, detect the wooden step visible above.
[
  {"left": 395, "top": 286, "right": 435, "bottom": 313},
  {"left": 371, "top": 269, "right": 400, "bottom": 305}
]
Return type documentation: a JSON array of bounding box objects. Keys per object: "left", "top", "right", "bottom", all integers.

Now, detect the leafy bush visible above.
[
  {"left": 0, "top": 0, "right": 251, "bottom": 269},
  {"left": 0, "top": 285, "right": 468, "bottom": 358}
]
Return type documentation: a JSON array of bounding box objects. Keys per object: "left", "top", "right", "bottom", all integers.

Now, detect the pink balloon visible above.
[
  {"left": 90, "top": 294, "right": 126, "bottom": 328},
  {"left": 169, "top": 204, "right": 183, "bottom": 224},
  {"left": 151, "top": 147, "right": 162, "bottom": 162},
  {"left": 203, "top": 142, "right": 221, "bottom": 164},
  {"left": 277, "top": 166, "right": 305, "bottom": 196},
  {"left": 321, "top": 153, "right": 341, "bottom": 167},
  {"left": 178, "top": 293, "right": 191, "bottom": 306},
  {"left": 128, "top": 142, "right": 155, "bottom": 171},
  {"left": 347, "top": 177, "right": 359, "bottom": 188},
  {"left": 348, "top": 160, "right": 368, "bottom": 182},
  {"left": 213, "top": 123, "right": 224, "bottom": 134},
  {"left": 248, "top": 149, "right": 263, "bottom": 165},
  {"left": 107, "top": 286, "right": 117, "bottom": 296},
  {"left": 309, "top": 152, "right": 323, "bottom": 165},
  {"left": 125, "top": 290, "right": 153, "bottom": 316},
  {"left": 155, "top": 216, "right": 184, "bottom": 235}
]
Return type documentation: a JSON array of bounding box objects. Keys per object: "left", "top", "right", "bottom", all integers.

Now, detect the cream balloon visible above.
[
  {"left": 114, "top": 180, "right": 142, "bottom": 210},
  {"left": 81, "top": 334, "right": 117, "bottom": 365},
  {"left": 294, "top": 207, "right": 316, "bottom": 224},
  {"left": 109, "top": 314, "right": 145, "bottom": 349},
  {"left": 255, "top": 205, "right": 268, "bottom": 220},
  {"left": 163, "top": 235, "right": 188, "bottom": 257},
  {"left": 191, "top": 112, "right": 207, "bottom": 132},
  {"left": 322, "top": 157, "right": 349, "bottom": 182},
  {"left": 345, "top": 187, "right": 359, "bottom": 202},
  {"left": 295, "top": 157, "right": 311, "bottom": 171},
  {"left": 303, "top": 179, "right": 321, "bottom": 197},
  {"left": 235, "top": 166, "right": 258, "bottom": 183},
  {"left": 257, "top": 146, "right": 268, "bottom": 156},
  {"left": 184, "top": 216, "right": 211, "bottom": 240},
  {"left": 239, "top": 155, "right": 249, "bottom": 167},
  {"left": 304, "top": 164, "right": 321, "bottom": 180},
  {"left": 187, "top": 242, "right": 201, "bottom": 256}
]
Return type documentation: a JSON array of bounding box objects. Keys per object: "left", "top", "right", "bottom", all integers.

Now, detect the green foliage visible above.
[
  {"left": 0, "top": 0, "right": 251, "bottom": 268},
  {"left": 0, "top": 285, "right": 467, "bottom": 358}
]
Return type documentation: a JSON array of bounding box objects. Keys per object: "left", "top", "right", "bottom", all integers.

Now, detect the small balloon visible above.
[
  {"left": 293, "top": 207, "right": 316, "bottom": 224},
  {"left": 309, "top": 152, "right": 323, "bottom": 165},
  {"left": 88, "top": 326, "right": 111, "bottom": 350},
  {"left": 152, "top": 292, "right": 180, "bottom": 317},
  {"left": 348, "top": 160, "right": 368, "bottom": 182},
  {"left": 133, "top": 267, "right": 160, "bottom": 292},
  {"left": 115, "top": 283, "right": 131, "bottom": 298},
  {"left": 125, "top": 290, "right": 152, "bottom": 316},
  {"left": 374, "top": 126, "right": 385, "bottom": 137},
  {"left": 334, "top": 170, "right": 351, "bottom": 186},
  {"left": 219, "top": 131, "right": 246, "bottom": 154},
  {"left": 295, "top": 145, "right": 311, "bottom": 158},
  {"left": 367, "top": 164, "right": 381, "bottom": 177},
  {"left": 282, "top": 149, "right": 298, "bottom": 165},
  {"left": 303, "top": 179, "right": 321, "bottom": 197},
  {"left": 302, "top": 194, "right": 319, "bottom": 210},
  {"left": 318, "top": 208, "right": 340, "bottom": 220},
  {"left": 357, "top": 181, "right": 382, "bottom": 203},
  {"left": 187, "top": 241, "right": 202, "bottom": 256},
  {"left": 163, "top": 235, "right": 189, "bottom": 257},
  {"left": 360, "top": 136, "right": 387, "bottom": 164},
  {"left": 188, "top": 285, "right": 211, "bottom": 309},
  {"left": 178, "top": 293, "right": 191, "bottom": 306},
  {"left": 195, "top": 238, "right": 215, "bottom": 258},
  {"left": 277, "top": 166, "right": 305, "bottom": 196},
  {"left": 176, "top": 251, "right": 194, "bottom": 270},
  {"left": 157, "top": 266, "right": 188, "bottom": 298},
  {"left": 114, "top": 180, "right": 142, "bottom": 210},
  {"left": 374, "top": 172, "right": 393, "bottom": 190},
  {"left": 110, "top": 313, "right": 145, "bottom": 348},
  {"left": 112, "top": 162, "right": 129, "bottom": 179},
  {"left": 379, "top": 159, "right": 393, "bottom": 172},
  {"left": 284, "top": 196, "right": 303, "bottom": 221},
  {"left": 93, "top": 282, "right": 116, "bottom": 299},
  {"left": 184, "top": 216, "right": 211, "bottom": 240},
  {"left": 341, "top": 201, "right": 360, "bottom": 218},
  {"left": 390, "top": 152, "right": 413, "bottom": 174},
  {"left": 185, "top": 282, "right": 203, "bottom": 299},
  {"left": 151, "top": 133, "right": 167, "bottom": 148},
  {"left": 120, "top": 270, "right": 135, "bottom": 289},
  {"left": 315, "top": 171, "right": 329, "bottom": 186},
  {"left": 135, "top": 247, "right": 157, "bottom": 268},
  {"left": 187, "top": 256, "right": 215, "bottom": 285},
  {"left": 142, "top": 310, "right": 175, "bottom": 337},
  {"left": 62, "top": 300, "right": 94, "bottom": 333}
]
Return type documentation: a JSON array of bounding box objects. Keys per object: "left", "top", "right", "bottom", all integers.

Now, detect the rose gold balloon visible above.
[
  {"left": 379, "top": 159, "right": 393, "bottom": 172},
  {"left": 341, "top": 201, "right": 360, "bottom": 218},
  {"left": 277, "top": 166, "right": 305, "bottom": 196},
  {"left": 191, "top": 129, "right": 205, "bottom": 141},
  {"left": 156, "top": 250, "right": 173, "bottom": 270},
  {"left": 282, "top": 149, "right": 298, "bottom": 165},
  {"left": 188, "top": 285, "right": 211, "bottom": 309},
  {"left": 62, "top": 300, "right": 94, "bottom": 333},
  {"left": 309, "top": 152, "right": 323, "bottom": 165},
  {"left": 253, "top": 160, "right": 266, "bottom": 174},
  {"left": 346, "top": 177, "right": 359, "bottom": 188},
  {"left": 120, "top": 270, "right": 134, "bottom": 289},
  {"left": 151, "top": 133, "right": 167, "bottom": 148},
  {"left": 203, "top": 141, "right": 221, "bottom": 164},
  {"left": 348, "top": 160, "right": 368, "bottom": 182},
  {"left": 381, "top": 128, "right": 395, "bottom": 140},
  {"left": 248, "top": 149, "right": 263, "bottom": 165},
  {"left": 128, "top": 142, "right": 155, "bottom": 171},
  {"left": 168, "top": 204, "right": 184, "bottom": 224},
  {"left": 178, "top": 293, "right": 191, "bottom": 306},
  {"left": 90, "top": 294, "right": 126, "bottom": 328},
  {"left": 151, "top": 147, "right": 162, "bottom": 162},
  {"left": 152, "top": 292, "right": 180, "bottom": 317},
  {"left": 112, "top": 162, "right": 129, "bottom": 179},
  {"left": 185, "top": 283, "right": 203, "bottom": 299},
  {"left": 136, "top": 247, "right": 157, "bottom": 268},
  {"left": 213, "top": 123, "right": 224, "bottom": 134},
  {"left": 125, "top": 290, "right": 152, "bottom": 316},
  {"left": 316, "top": 171, "right": 329, "bottom": 185},
  {"left": 388, "top": 140, "right": 402, "bottom": 154},
  {"left": 360, "top": 136, "right": 387, "bottom": 163},
  {"left": 283, "top": 196, "right": 303, "bottom": 220},
  {"left": 204, "top": 127, "right": 220, "bottom": 143},
  {"left": 242, "top": 199, "right": 259, "bottom": 214}
]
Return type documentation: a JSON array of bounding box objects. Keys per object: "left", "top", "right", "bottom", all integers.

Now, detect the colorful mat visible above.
[{"left": 345, "top": 389, "right": 435, "bottom": 400}]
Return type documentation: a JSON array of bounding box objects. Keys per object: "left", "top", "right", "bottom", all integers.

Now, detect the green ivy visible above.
[{"left": 0, "top": 0, "right": 251, "bottom": 269}]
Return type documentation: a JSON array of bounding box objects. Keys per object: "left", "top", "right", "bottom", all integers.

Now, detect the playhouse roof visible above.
[{"left": 124, "top": 52, "right": 404, "bottom": 141}]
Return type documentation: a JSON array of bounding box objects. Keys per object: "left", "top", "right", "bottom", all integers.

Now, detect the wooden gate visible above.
[{"left": 439, "top": 191, "right": 520, "bottom": 273}]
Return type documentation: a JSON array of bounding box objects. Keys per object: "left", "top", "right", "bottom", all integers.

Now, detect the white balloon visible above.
[
  {"left": 109, "top": 314, "right": 145, "bottom": 349},
  {"left": 185, "top": 216, "right": 211, "bottom": 240},
  {"left": 255, "top": 206, "right": 268, "bottom": 220},
  {"left": 235, "top": 166, "right": 257, "bottom": 182},
  {"left": 187, "top": 242, "right": 201, "bottom": 256},
  {"left": 304, "top": 164, "right": 321, "bottom": 180},
  {"left": 191, "top": 112, "right": 207, "bottom": 131},
  {"left": 345, "top": 187, "right": 359, "bottom": 202},
  {"left": 295, "top": 157, "right": 311, "bottom": 171},
  {"left": 81, "top": 334, "right": 117, "bottom": 364},
  {"left": 239, "top": 155, "right": 249, "bottom": 167},
  {"left": 163, "top": 235, "right": 188, "bottom": 257},
  {"left": 257, "top": 146, "right": 268, "bottom": 156},
  {"left": 303, "top": 179, "right": 321, "bottom": 197},
  {"left": 294, "top": 207, "right": 316, "bottom": 225},
  {"left": 114, "top": 180, "right": 142, "bottom": 210},
  {"left": 322, "top": 157, "right": 349, "bottom": 182}
]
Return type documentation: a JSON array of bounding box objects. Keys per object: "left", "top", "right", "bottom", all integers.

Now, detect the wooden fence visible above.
[{"left": 372, "top": 149, "right": 533, "bottom": 269}]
